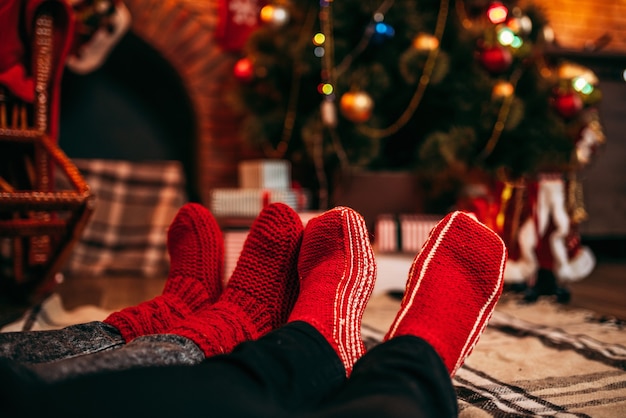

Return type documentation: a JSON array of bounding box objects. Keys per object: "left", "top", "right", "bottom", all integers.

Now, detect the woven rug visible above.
[{"left": 362, "top": 293, "right": 626, "bottom": 417}]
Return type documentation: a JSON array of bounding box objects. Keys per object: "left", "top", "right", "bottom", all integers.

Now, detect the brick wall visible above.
[{"left": 537, "top": 0, "right": 626, "bottom": 53}]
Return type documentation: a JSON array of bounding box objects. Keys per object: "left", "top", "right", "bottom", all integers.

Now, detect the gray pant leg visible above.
[
  {"left": 0, "top": 321, "right": 124, "bottom": 364},
  {"left": 28, "top": 334, "right": 205, "bottom": 383}
]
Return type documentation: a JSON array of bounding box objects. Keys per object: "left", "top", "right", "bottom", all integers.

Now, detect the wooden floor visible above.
[
  {"left": 58, "top": 273, "right": 167, "bottom": 313},
  {"left": 52, "top": 259, "right": 626, "bottom": 321},
  {"left": 565, "top": 261, "right": 626, "bottom": 320}
]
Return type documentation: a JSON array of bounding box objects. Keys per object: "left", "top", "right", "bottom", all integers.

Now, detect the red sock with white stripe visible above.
[
  {"left": 384, "top": 211, "right": 507, "bottom": 376},
  {"left": 104, "top": 203, "right": 223, "bottom": 342},
  {"left": 287, "top": 206, "right": 376, "bottom": 376},
  {"left": 168, "top": 202, "right": 303, "bottom": 356}
]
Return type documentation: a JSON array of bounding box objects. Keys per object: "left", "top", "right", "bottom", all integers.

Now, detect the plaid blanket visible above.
[
  {"left": 362, "top": 294, "right": 626, "bottom": 417},
  {"left": 62, "top": 159, "right": 186, "bottom": 277}
]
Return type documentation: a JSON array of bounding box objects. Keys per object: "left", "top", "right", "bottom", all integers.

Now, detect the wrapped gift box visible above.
[
  {"left": 239, "top": 159, "right": 291, "bottom": 190},
  {"left": 375, "top": 213, "right": 443, "bottom": 254},
  {"left": 210, "top": 188, "right": 310, "bottom": 218}
]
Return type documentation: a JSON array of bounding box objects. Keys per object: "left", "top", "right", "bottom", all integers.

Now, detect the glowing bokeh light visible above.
[
  {"left": 321, "top": 83, "right": 334, "bottom": 95},
  {"left": 487, "top": 2, "right": 508, "bottom": 24},
  {"left": 492, "top": 80, "right": 514, "bottom": 98},
  {"left": 272, "top": 8, "right": 288, "bottom": 25},
  {"left": 313, "top": 33, "right": 326, "bottom": 46},
  {"left": 572, "top": 76, "right": 594, "bottom": 95},
  {"left": 510, "top": 36, "right": 523, "bottom": 48},
  {"left": 497, "top": 27, "right": 515, "bottom": 45},
  {"left": 260, "top": 5, "right": 275, "bottom": 23},
  {"left": 413, "top": 33, "right": 439, "bottom": 51},
  {"left": 375, "top": 22, "right": 389, "bottom": 35},
  {"left": 233, "top": 57, "right": 254, "bottom": 81}
]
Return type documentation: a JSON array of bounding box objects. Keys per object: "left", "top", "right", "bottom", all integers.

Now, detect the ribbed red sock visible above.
[
  {"left": 288, "top": 207, "right": 376, "bottom": 376},
  {"left": 168, "top": 203, "right": 303, "bottom": 357},
  {"left": 384, "top": 211, "right": 507, "bottom": 376},
  {"left": 104, "top": 203, "right": 224, "bottom": 342}
]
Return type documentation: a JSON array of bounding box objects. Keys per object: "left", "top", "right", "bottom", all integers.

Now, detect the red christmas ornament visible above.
[
  {"left": 553, "top": 91, "right": 583, "bottom": 118},
  {"left": 233, "top": 57, "right": 254, "bottom": 82},
  {"left": 478, "top": 45, "right": 513, "bottom": 74}
]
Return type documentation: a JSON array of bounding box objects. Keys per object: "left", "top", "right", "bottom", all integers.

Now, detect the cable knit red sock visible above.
[
  {"left": 384, "top": 211, "right": 507, "bottom": 376},
  {"left": 288, "top": 207, "right": 376, "bottom": 376},
  {"left": 104, "top": 203, "right": 224, "bottom": 342},
  {"left": 168, "top": 202, "right": 303, "bottom": 356}
]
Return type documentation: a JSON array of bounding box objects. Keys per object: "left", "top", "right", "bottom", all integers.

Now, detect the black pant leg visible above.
[
  {"left": 309, "top": 336, "right": 458, "bottom": 418},
  {"left": 1, "top": 322, "right": 346, "bottom": 418}
]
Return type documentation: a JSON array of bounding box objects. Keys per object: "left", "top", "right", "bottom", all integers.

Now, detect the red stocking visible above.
[{"left": 215, "top": 0, "right": 267, "bottom": 52}]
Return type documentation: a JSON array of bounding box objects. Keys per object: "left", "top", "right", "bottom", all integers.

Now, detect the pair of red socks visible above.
[
  {"left": 104, "top": 201, "right": 303, "bottom": 357},
  {"left": 288, "top": 208, "right": 506, "bottom": 377}
]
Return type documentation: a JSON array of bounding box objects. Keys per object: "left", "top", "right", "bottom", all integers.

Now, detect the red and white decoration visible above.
[
  {"left": 504, "top": 174, "right": 595, "bottom": 284},
  {"left": 216, "top": 0, "right": 266, "bottom": 52}
]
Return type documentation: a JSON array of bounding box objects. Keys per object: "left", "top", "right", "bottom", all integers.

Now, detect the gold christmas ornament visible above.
[
  {"left": 492, "top": 80, "right": 514, "bottom": 98},
  {"left": 413, "top": 33, "right": 439, "bottom": 51},
  {"left": 340, "top": 91, "right": 374, "bottom": 123}
]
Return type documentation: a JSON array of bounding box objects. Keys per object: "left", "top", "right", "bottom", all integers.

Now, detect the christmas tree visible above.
[{"left": 229, "top": 0, "right": 604, "bottom": 211}]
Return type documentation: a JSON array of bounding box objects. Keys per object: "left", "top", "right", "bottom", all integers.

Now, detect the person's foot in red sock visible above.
[
  {"left": 168, "top": 202, "right": 303, "bottom": 356},
  {"left": 384, "top": 211, "right": 507, "bottom": 376},
  {"left": 288, "top": 206, "right": 377, "bottom": 376},
  {"left": 104, "top": 203, "right": 224, "bottom": 342}
]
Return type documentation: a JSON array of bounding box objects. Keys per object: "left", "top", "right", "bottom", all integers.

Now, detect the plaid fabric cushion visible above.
[{"left": 63, "top": 159, "right": 186, "bottom": 277}]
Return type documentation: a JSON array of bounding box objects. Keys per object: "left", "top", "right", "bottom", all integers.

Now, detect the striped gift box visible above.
[
  {"left": 375, "top": 214, "right": 443, "bottom": 254},
  {"left": 210, "top": 188, "right": 310, "bottom": 218},
  {"left": 238, "top": 159, "right": 291, "bottom": 190}
]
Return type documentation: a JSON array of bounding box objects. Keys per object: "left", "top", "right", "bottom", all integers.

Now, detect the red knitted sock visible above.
[
  {"left": 104, "top": 203, "right": 224, "bottom": 342},
  {"left": 287, "top": 207, "right": 376, "bottom": 376},
  {"left": 384, "top": 211, "right": 507, "bottom": 376},
  {"left": 168, "top": 202, "right": 303, "bottom": 356}
]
